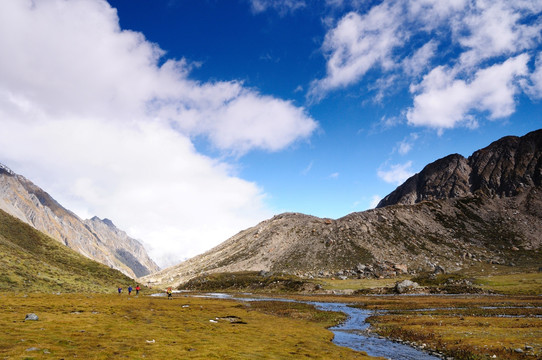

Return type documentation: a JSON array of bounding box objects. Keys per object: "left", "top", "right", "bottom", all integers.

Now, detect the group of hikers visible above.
[
  {"left": 117, "top": 284, "right": 141, "bottom": 295},
  {"left": 116, "top": 284, "right": 173, "bottom": 299}
]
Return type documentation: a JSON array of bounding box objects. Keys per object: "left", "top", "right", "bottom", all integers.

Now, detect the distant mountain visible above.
[
  {"left": 377, "top": 129, "right": 542, "bottom": 207},
  {"left": 0, "top": 208, "right": 133, "bottom": 292},
  {"left": 0, "top": 164, "right": 159, "bottom": 278},
  {"left": 142, "top": 129, "right": 542, "bottom": 288}
]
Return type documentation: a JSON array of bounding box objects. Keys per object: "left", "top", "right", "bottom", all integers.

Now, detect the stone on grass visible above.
[{"left": 24, "top": 313, "right": 38, "bottom": 321}]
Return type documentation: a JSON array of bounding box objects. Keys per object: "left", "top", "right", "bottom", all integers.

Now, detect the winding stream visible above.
[{"left": 195, "top": 293, "right": 442, "bottom": 359}]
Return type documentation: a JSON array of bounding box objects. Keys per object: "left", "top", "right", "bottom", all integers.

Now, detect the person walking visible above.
[
  {"left": 166, "top": 287, "right": 172, "bottom": 300},
  {"left": 117, "top": 286, "right": 122, "bottom": 295},
  {"left": 135, "top": 285, "right": 141, "bottom": 295},
  {"left": 128, "top": 285, "right": 133, "bottom": 295}
]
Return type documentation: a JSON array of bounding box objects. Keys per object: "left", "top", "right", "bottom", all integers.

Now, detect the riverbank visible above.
[{"left": 194, "top": 292, "right": 542, "bottom": 359}]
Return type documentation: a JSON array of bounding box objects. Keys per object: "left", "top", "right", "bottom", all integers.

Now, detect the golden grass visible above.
[
  {"left": 315, "top": 277, "right": 408, "bottom": 291},
  {"left": 369, "top": 314, "right": 541, "bottom": 359},
  {"left": 475, "top": 272, "right": 542, "bottom": 295},
  {"left": 361, "top": 295, "right": 542, "bottom": 359},
  {"left": 0, "top": 293, "right": 378, "bottom": 359}
]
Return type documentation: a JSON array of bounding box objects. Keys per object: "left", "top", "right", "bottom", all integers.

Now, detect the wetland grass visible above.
[
  {"left": 0, "top": 293, "right": 376, "bottom": 359},
  {"left": 362, "top": 295, "right": 542, "bottom": 360}
]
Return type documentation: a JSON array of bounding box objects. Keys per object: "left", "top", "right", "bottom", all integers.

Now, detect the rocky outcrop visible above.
[
  {"left": 0, "top": 165, "right": 159, "bottom": 278},
  {"left": 377, "top": 129, "right": 542, "bottom": 208}
]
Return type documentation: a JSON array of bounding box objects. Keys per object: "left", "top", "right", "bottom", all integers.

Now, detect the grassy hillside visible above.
[{"left": 0, "top": 209, "right": 133, "bottom": 293}]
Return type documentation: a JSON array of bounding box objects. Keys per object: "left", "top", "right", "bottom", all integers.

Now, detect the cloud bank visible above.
[
  {"left": 0, "top": 0, "right": 317, "bottom": 267},
  {"left": 310, "top": 0, "right": 542, "bottom": 130}
]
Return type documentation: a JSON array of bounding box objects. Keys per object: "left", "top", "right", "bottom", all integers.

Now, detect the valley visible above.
[{"left": 1, "top": 129, "right": 541, "bottom": 359}]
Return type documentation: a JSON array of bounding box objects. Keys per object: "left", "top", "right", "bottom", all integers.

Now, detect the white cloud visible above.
[
  {"left": 328, "top": 172, "right": 339, "bottom": 179},
  {"left": 377, "top": 161, "right": 414, "bottom": 185},
  {"left": 308, "top": 4, "right": 404, "bottom": 100},
  {"left": 402, "top": 40, "right": 438, "bottom": 77},
  {"left": 396, "top": 133, "right": 419, "bottom": 155},
  {"left": 457, "top": 1, "right": 542, "bottom": 68},
  {"left": 527, "top": 52, "right": 542, "bottom": 99},
  {"left": 369, "top": 195, "right": 382, "bottom": 209},
  {"left": 301, "top": 161, "right": 313, "bottom": 175},
  {"left": 311, "top": 0, "right": 542, "bottom": 129},
  {"left": 0, "top": 0, "right": 318, "bottom": 267},
  {"left": 407, "top": 54, "right": 529, "bottom": 129},
  {"left": 249, "top": 0, "right": 306, "bottom": 15}
]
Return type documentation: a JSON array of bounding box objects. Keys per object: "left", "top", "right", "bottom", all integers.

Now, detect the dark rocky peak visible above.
[
  {"left": 469, "top": 130, "right": 542, "bottom": 196},
  {"left": 377, "top": 154, "right": 471, "bottom": 208},
  {"left": 90, "top": 216, "right": 116, "bottom": 229},
  {"left": 0, "top": 162, "right": 15, "bottom": 176},
  {"left": 377, "top": 129, "right": 542, "bottom": 208}
]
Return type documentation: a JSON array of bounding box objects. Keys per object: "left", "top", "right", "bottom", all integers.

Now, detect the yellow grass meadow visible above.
[{"left": 0, "top": 293, "right": 378, "bottom": 360}]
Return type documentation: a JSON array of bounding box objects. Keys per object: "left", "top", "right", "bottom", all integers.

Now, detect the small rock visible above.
[
  {"left": 514, "top": 348, "right": 524, "bottom": 353},
  {"left": 24, "top": 313, "right": 38, "bottom": 321},
  {"left": 393, "top": 264, "right": 408, "bottom": 273},
  {"left": 25, "top": 347, "right": 40, "bottom": 352}
]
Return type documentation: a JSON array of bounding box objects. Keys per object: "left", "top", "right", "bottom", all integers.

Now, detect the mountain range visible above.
[
  {"left": 142, "top": 129, "right": 542, "bottom": 287},
  {"left": 0, "top": 164, "right": 159, "bottom": 278}
]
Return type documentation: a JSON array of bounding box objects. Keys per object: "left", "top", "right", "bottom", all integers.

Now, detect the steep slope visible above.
[
  {"left": 377, "top": 129, "right": 542, "bottom": 207},
  {"left": 0, "top": 165, "right": 159, "bottom": 278},
  {"left": 143, "top": 129, "right": 542, "bottom": 287},
  {"left": 0, "top": 209, "right": 133, "bottom": 292}
]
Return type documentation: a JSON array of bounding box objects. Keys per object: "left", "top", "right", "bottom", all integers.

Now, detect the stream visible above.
[{"left": 195, "top": 293, "right": 442, "bottom": 360}]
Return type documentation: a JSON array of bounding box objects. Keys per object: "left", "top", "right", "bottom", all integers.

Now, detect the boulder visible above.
[{"left": 395, "top": 280, "right": 419, "bottom": 294}]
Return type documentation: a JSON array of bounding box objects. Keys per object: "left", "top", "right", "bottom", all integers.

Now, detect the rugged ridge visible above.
[
  {"left": 0, "top": 165, "right": 159, "bottom": 278},
  {"left": 142, "top": 129, "right": 542, "bottom": 288},
  {"left": 377, "top": 129, "right": 542, "bottom": 208}
]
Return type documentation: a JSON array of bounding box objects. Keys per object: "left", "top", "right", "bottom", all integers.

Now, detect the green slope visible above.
[{"left": 0, "top": 209, "right": 133, "bottom": 293}]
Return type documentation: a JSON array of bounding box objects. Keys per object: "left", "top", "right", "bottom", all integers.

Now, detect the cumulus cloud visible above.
[
  {"left": 527, "top": 52, "right": 542, "bottom": 98},
  {"left": 310, "top": 0, "right": 542, "bottom": 129},
  {"left": 407, "top": 55, "right": 529, "bottom": 129},
  {"left": 377, "top": 161, "right": 414, "bottom": 185},
  {"left": 457, "top": 1, "right": 542, "bottom": 68},
  {"left": 0, "top": 0, "right": 318, "bottom": 267},
  {"left": 308, "top": 4, "right": 404, "bottom": 100}
]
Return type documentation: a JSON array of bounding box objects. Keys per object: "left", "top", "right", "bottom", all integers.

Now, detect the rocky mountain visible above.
[
  {"left": 0, "top": 208, "right": 133, "bottom": 292},
  {"left": 143, "top": 129, "right": 542, "bottom": 288},
  {"left": 0, "top": 164, "right": 159, "bottom": 278},
  {"left": 377, "top": 129, "right": 542, "bottom": 207}
]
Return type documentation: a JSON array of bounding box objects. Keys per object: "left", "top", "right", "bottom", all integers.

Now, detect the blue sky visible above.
[{"left": 0, "top": 0, "right": 541, "bottom": 267}]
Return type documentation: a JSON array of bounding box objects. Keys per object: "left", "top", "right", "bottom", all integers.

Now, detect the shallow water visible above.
[
  {"left": 195, "top": 293, "right": 441, "bottom": 360},
  {"left": 310, "top": 301, "right": 441, "bottom": 360}
]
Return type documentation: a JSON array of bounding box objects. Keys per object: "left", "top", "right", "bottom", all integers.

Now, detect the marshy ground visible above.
[
  {"left": 0, "top": 292, "right": 374, "bottom": 359},
  {"left": 1, "top": 270, "right": 540, "bottom": 359}
]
